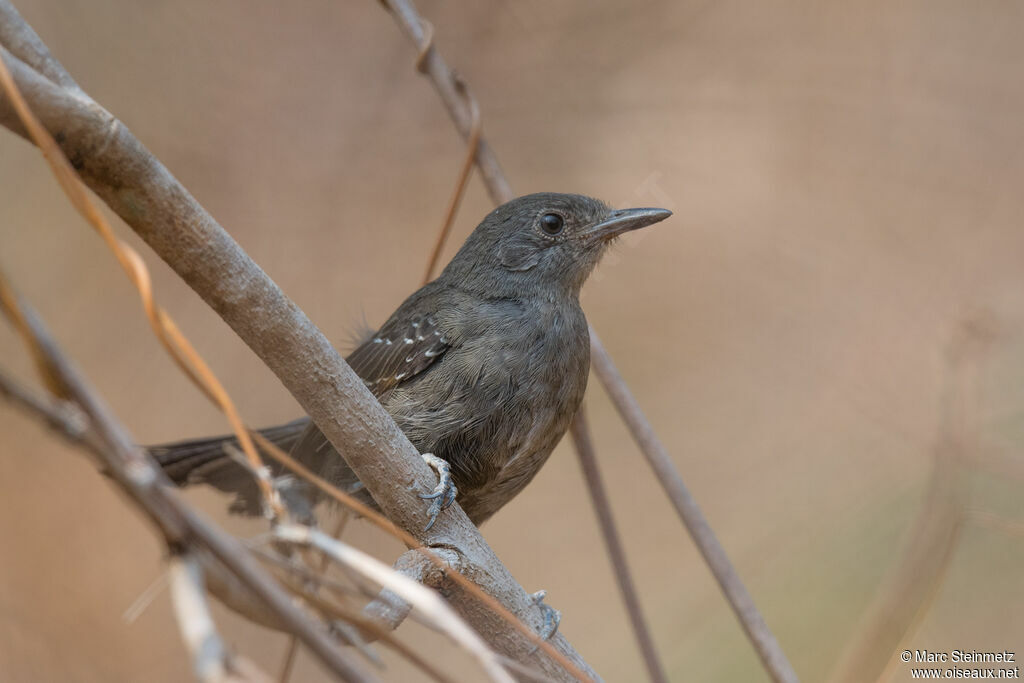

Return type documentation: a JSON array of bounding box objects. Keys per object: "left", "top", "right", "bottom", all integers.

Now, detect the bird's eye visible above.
[{"left": 540, "top": 213, "right": 564, "bottom": 235}]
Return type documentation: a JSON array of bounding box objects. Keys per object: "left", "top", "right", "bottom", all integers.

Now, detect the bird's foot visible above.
[
  {"left": 528, "top": 590, "right": 561, "bottom": 652},
  {"left": 419, "top": 453, "right": 458, "bottom": 531}
]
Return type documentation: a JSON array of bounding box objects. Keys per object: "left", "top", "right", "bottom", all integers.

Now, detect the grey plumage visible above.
[{"left": 150, "top": 193, "right": 670, "bottom": 525}]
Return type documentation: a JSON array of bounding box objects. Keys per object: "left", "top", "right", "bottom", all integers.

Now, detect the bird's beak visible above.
[{"left": 585, "top": 207, "right": 672, "bottom": 243}]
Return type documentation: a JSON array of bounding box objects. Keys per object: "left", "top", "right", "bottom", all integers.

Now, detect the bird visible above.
[{"left": 151, "top": 193, "right": 671, "bottom": 530}]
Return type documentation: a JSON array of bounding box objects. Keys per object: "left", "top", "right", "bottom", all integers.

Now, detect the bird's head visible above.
[{"left": 440, "top": 193, "right": 671, "bottom": 299}]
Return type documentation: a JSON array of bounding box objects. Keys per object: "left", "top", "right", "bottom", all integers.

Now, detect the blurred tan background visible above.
[{"left": 2, "top": 0, "right": 1024, "bottom": 681}]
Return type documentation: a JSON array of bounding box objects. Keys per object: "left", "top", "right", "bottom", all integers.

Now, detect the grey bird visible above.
[{"left": 151, "top": 193, "right": 671, "bottom": 529}]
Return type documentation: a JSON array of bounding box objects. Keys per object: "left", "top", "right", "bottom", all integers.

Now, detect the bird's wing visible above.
[
  {"left": 282, "top": 298, "right": 451, "bottom": 510},
  {"left": 346, "top": 310, "right": 449, "bottom": 398}
]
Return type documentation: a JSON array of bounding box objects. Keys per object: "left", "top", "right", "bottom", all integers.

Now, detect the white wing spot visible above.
[
  {"left": 404, "top": 338, "right": 413, "bottom": 345},
  {"left": 395, "top": 372, "right": 408, "bottom": 381},
  {"left": 385, "top": 338, "right": 393, "bottom": 345},
  {"left": 373, "top": 338, "right": 383, "bottom": 344}
]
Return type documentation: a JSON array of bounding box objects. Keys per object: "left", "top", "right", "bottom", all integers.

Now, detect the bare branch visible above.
[
  {"left": 360, "top": 549, "right": 436, "bottom": 635},
  {"left": 0, "top": 369, "right": 99, "bottom": 453},
  {"left": 0, "top": 0, "right": 79, "bottom": 91}
]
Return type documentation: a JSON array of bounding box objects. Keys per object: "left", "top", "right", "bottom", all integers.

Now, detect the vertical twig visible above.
[
  {"left": 569, "top": 409, "right": 669, "bottom": 683},
  {"left": 589, "top": 333, "right": 799, "bottom": 683}
]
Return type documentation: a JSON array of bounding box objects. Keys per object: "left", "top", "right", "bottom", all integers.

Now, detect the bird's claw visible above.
[
  {"left": 419, "top": 453, "right": 457, "bottom": 531},
  {"left": 528, "top": 589, "right": 561, "bottom": 652}
]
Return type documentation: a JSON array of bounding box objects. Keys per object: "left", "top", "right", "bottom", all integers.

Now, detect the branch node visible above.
[{"left": 414, "top": 19, "right": 435, "bottom": 73}]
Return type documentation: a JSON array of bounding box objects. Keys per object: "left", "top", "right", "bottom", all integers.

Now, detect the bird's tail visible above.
[
  {"left": 149, "top": 418, "right": 309, "bottom": 491},
  {"left": 149, "top": 417, "right": 375, "bottom": 520}
]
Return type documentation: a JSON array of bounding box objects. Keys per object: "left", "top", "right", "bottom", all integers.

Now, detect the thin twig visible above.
[
  {"left": 264, "top": 556, "right": 459, "bottom": 683},
  {"left": 266, "top": 573, "right": 385, "bottom": 668},
  {"left": 123, "top": 571, "right": 172, "bottom": 625},
  {"left": 276, "top": 626, "right": 302, "bottom": 683},
  {"left": 248, "top": 547, "right": 362, "bottom": 603},
  {"left": 0, "top": 369, "right": 98, "bottom": 453},
  {"left": 569, "top": 409, "right": 668, "bottom": 683}
]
